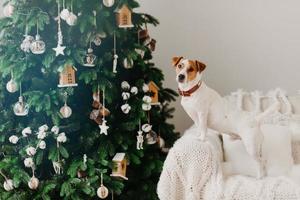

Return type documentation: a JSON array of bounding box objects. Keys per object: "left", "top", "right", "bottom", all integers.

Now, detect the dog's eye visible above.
[
  {"left": 178, "top": 64, "right": 183, "bottom": 69},
  {"left": 188, "top": 68, "right": 194, "bottom": 72}
]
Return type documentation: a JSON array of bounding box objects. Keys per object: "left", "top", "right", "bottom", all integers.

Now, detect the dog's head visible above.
[{"left": 172, "top": 56, "right": 206, "bottom": 88}]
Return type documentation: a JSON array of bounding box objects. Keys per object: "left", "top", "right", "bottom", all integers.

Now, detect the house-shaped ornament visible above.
[
  {"left": 115, "top": 4, "right": 134, "bottom": 28},
  {"left": 58, "top": 65, "right": 78, "bottom": 88},
  {"left": 110, "top": 153, "right": 128, "bottom": 180},
  {"left": 148, "top": 81, "right": 160, "bottom": 105}
]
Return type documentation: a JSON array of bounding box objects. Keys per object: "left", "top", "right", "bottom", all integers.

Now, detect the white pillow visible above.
[{"left": 223, "top": 124, "right": 294, "bottom": 177}]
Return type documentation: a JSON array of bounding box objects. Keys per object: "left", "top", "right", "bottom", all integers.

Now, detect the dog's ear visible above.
[
  {"left": 172, "top": 56, "right": 183, "bottom": 67},
  {"left": 195, "top": 60, "right": 206, "bottom": 72}
]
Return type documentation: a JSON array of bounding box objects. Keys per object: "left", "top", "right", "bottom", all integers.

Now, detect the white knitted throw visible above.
[{"left": 157, "top": 130, "right": 300, "bottom": 200}]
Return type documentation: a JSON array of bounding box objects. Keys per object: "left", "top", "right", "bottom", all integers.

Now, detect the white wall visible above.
[
  {"left": 2, "top": 1, "right": 300, "bottom": 133},
  {"left": 138, "top": 0, "right": 300, "bottom": 132}
]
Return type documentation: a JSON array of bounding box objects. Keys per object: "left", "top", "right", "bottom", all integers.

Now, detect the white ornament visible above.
[
  {"left": 39, "top": 140, "right": 46, "bottom": 150},
  {"left": 52, "top": 161, "right": 62, "bottom": 175},
  {"left": 37, "top": 131, "right": 47, "bottom": 140},
  {"left": 24, "top": 157, "right": 34, "bottom": 168},
  {"left": 158, "top": 137, "right": 165, "bottom": 148},
  {"left": 122, "top": 92, "right": 131, "bottom": 100},
  {"left": 60, "top": 103, "right": 72, "bottom": 118},
  {"left": 13, "top": 96, "right": 29, "bottom": 116},
  {"left": 66, "top": 12, "right": 77, "bottom": 26},
  {"left": 113, "top": 54, "right": 118, "bottom": 73},
  {"left": 21, "top": 35, "right": 34, "bottom": 53},
  {"left": 53, "top": 44, "right": 66, "bottom": 56},
  {"left": 97, "top": 185, "right": 109, "bottom": 199},
  {"left": 39, "top": 124, "right": 49, "bottom": 132},
  {"left": 123, "top": 58, "right": 134, "bottom": 69},
  {"left": 93, "top": 34, "right": 102, "bottom": 46},
  {"left": 142, "top": 84, "right": 149, "bottom": 93},
  {"left": 6, "top": 79, "right": 18, "bottom": 93},
  {"left": 142, "top": 103, "right": 152, "bottom": 111},
  {"left": 146, "top": 130, "right": 158, "bottom": 145},
  {"left": 143, "top": 96, "right": 152, "bottom": 104},
  {"left": 103, "top": 0, "right": 115, "bottom": 7},
  {"left": 30, "top": 35, "right": 46, "bottom": 55},
  {"left": 3, "top": 3, "right": 14, "bottom": 18},
  {"left": 57, "top": 132, "right": 67, "bottom": 143},
  {"left": 121, "top": 104, "right": 131, "bottom": 114},
  {"left": 99, "top": 119, "right": 109, "bottom": 135},
  {"left": 136, "top": 130, "right": 144, "bottom": 150},
  {"left": 60, "top": 8, "right": 70, "bottom": 21},
  {"left": 142, "top": 124, "right": 152, "bottom": 133},
  {"left": 130, "top": 87, "right": 138, "bottom": 95},
  {"left": 28, "top": 176, "right": 39, "bottom": 190},
  {"left": 22, "top": 127, "right": 32, "bottom": 137},
  {"left": 135, "top": 48, "right": 145, "bottom": 58},
  {"left": 3, "top": 179, "right": 14, "bottom": 191},
  {"left": 51, "top": 126, "right": 60, "bottom": 134},
  {"left": 26, "top": 147, "right": 36, "bottom": 156},
  {"left": 121, "top": 81, "right": 130, "bottom": 90},
  {"left": 9, "top": 135, "right": 19, "bottom": 144},
  {"left": 83, "top": 48, "right": 97, "bottom": 67}
]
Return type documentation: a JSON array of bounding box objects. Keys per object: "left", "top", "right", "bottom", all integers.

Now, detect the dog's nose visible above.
[{"left": 178, "top": 74, "right": 185, "bottom": 82}]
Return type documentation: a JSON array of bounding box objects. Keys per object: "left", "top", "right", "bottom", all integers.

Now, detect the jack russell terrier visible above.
[{"left": 173, "top": 56, "right": 279, "bottom": 178}]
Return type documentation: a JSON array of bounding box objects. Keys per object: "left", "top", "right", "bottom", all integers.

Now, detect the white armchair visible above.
[{"left": 157, "top": 91, "right": 300, "bottom": 200}]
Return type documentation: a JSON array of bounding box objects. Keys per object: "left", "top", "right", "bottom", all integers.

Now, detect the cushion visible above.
[{"left": 223, "top": 124, "right": 294, "bottom": 177}]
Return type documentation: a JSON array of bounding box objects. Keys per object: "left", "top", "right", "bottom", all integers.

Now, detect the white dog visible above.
[{"left": 172, "top": 56, "right": 279, "bottom": 178}]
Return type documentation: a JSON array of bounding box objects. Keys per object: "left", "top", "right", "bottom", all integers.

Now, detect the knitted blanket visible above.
[{"left": 157, "top": 129, "right": 300, "bottom": 200}]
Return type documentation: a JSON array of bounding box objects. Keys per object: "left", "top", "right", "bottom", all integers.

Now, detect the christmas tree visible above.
[{"left": 0, "top": 0, "right": 178, "bottom": 199}]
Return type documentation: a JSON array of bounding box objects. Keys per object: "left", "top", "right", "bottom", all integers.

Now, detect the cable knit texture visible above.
[{"left": 157, "top": 129, "right": 300, "bottom": 200}]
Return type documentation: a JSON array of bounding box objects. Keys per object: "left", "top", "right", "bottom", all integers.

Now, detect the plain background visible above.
[{"left": 1, "top": 0, "right": 300, "bottom": 133}]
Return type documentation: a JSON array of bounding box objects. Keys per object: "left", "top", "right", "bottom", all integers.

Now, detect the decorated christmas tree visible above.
[{"left": 0, "top": 0, "right": 178, "bottom": 199}]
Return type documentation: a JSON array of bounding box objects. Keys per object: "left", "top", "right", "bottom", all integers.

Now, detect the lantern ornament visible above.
[
  {"left": 110, "top": 153, "right": 128, "bottom": 180},
  {"left": 83, "top": 47, "right": 97, "bottom": 67},
  {"left": 115, "top": 4, "right": 134, "bottom": 28},
  {"left": 58, "top": 65, "right": 78, "bottom": 88}
]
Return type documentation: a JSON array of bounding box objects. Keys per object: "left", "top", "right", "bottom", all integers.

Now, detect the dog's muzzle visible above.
[{"left": 178, "top": 74, "right": 185, "bottom": 82}]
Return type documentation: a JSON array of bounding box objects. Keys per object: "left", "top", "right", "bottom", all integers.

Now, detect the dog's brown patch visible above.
[
  {"left": 172, "top": 56, "right": 183, "bottom": 67},
  {"left": 187, "top": 60, "right": 198, "bottom": 82}
]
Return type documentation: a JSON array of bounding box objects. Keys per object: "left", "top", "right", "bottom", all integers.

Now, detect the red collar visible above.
[{"left": 178, "top": 81, "right": 202, "bottom": 97}]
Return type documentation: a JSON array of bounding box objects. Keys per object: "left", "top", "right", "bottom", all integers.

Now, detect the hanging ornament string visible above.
[
  {"left": 102, "top": 87, "right": 106, "bottom": 118},
  {"left": 93, "top": 10, "right": 97, "bottom": 28},
  {"left": 53, "top": 0, "right": 66, "bottom": 56},
  {"left": 99, "top": 87, "right": 109, "bottom": 135},
  {"left": 112, "top": 31, "right": 118, "bottom": 73},
  {"left": 63, "top": 0, "right": 66, "bottom": 9}
]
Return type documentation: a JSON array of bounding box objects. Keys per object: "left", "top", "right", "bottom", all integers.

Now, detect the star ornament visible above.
[
  {"left": 53, "top": 44, "right": 66, "bottom": 56},
  {"left": 99, "top": 119, "right": 109, "bottom": 135}
]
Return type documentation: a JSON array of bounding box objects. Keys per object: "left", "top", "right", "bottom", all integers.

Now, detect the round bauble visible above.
[
  {"left": 130, "top": 86, "right": 138, "bottom": 95},
  {"left": 60, "top": 8, "right": 70, "bottom": 21},
  {"left": 142, "top": 83, "right": 149, "bottom": 93},
  {"left": 9, "top": 135, "right": 19, "bottom": 144},
  {"left": 146, "top": 130, "right": 158, "bottom": 145},
  {"left": 97, "top": 185, "right": 109, "bottom": 199},
  {"left": 121, "top": 81, "right": 130, "bottom": 90},
  {"left": 103, "top": 0, "right": 115, "bottom": 7},
  {"left": 21, "top": 35, "right": 34, "bottom": 53},
  {"left": 93, "top": 34, "right": 102, "bottom": 46},
  {"left": 30, "top": 35, "right": 46, "bottom": 54},
  {"left": 158, "top": 137, "right": 165, "bottom": 148},
  {"left": 121, "top": 103, "right": 131, "bottom": 114},
  {"left": 60, "top": 104, "right": 72, "bottom": 118},
  {"left": 122, "top": 92, "right": 130, "bottom": 100},
  {"left": 28, "top": 176, "right": 39, "bottom": 190},
  {"left": 142, "top": 124, "right": 152, "bottom": 133},
  {"left": 13, "top": 96, "right": 29, "bottom": 116},
  {"left": 142, "top": 103, "right": 151, "bottom": 111},
  {"left": 3, "top": 3, "right": 14, "bottom": 18},
  {"left": 3, "top": 179, "right": 14, "bottom": 191},
  {"left": 66, "top": 12, "right": 77, "bottom": 26},
  {"left": 6, "top": 79, "right": 18, "bottom": 93},
  {"left": 123, "top": 58, "right": 134, "bottom": 69}
]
